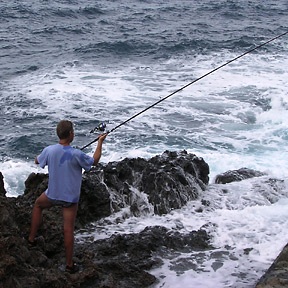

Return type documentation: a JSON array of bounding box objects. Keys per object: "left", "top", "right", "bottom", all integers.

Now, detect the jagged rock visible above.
[
  {"left": 24, "top": 172, "right": 48, "bottom": 199},
  {"left": 2, "top": 151, "right": 285, "bottom": 287},
  {"left": 256, "top": 243, "right": 288, "bottom": 288},
  {"left": 0, "top": 151, "right": 211, "bottom": 288},
  {"left": 0, "top": 176, "right": 18, "bottom": 235},
  {"left": 20, "top": 150, "right": 209, "bottom": 227},
  {"left": 215, "top": 167, "right": 267, "bottom": 184},
  {"left": 94, "top": 150, "right": 209, "bottom": 216},
  {"left": 0, "top": 172, "right": 6, "bottom": 197}
]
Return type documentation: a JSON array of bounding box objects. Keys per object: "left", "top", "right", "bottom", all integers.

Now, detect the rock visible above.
[
  {"left": 72, "top": 225, "right": 211, "bottom": 288},
  {"left": 0, "top": 172, "right": 5, "bottom": 197},
  {"left": 21, "top": 150, "right": 209, "bottom": 228},
  {"left": 0, "top": 150, "right": 211, "bottom": 288},
  {"left": 215, "top": 167, "right": 267, "bottom": 184},
  {"left": 101, "top": 150, "right": 209, "bottom": 216},
  {"left": 255, "top": 243, "right": 288, "bottom": 288},
  {"left": 2, "top": 151, "right": 285, "bottom": 287},
  {"left": 0, "top": 182, "right": 18, "bottom": 235},
  {"left": 24, "top": 172, "right": 48, "bottom": 199},
  {"left": 78, "top": 150, "right": 210, "bottom": 223}
]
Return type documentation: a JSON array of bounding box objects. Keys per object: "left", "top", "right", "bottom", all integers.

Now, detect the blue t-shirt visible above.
[{"left": 37, "top": 144, "right": 94, "bottom": 203}]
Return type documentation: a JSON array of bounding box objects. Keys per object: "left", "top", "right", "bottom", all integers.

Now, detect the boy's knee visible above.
[{"left": 35, "top": 193, "right": 51, "bottom": 209}]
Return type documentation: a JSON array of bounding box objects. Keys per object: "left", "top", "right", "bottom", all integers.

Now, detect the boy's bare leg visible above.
[
  {"left": 62, "top": 204, "right": 78, "bottom": 267},
  {"left": 29, "top": 192, "right": 52, "bottom": 242}
]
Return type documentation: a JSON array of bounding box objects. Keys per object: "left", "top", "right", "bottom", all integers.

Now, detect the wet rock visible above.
[
  {"left": 20, "top": 150, "right": 209, "bottom": 227},
  {"left": 0, "top": 151, "right": 211, "bottom": 288},
  {"left": 24, "top": 172, "right": 48, "bottom": 200},
  {"left": 215, "top": 167, "right": 267, "bottom": 184},
  {"left": 0, "top": 172, "right": 5, "bottom": 197},
  {"left": 100, "top": 150, "right": 209, "bottom": 216},
  {"left": 71, "top": 226, "right": 211, "bottom": 288},
  {"left": 255, "top": 243, "right": 288, "bottom": 288},
  {"left": 78, "top": 150, "right": 210, "bottom": 223},
  {"left": 1, "top": 151, "right": 287, "bottom": 287}
]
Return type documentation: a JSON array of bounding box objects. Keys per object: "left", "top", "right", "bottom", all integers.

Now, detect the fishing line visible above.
[{"left": 80, "top": 31, "right": 288, "bottom": 151}]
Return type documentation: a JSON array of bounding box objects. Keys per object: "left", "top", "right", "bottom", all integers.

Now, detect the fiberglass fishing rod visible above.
[{"left": 80, "top": 30, "right": 288, "bottom": 151}]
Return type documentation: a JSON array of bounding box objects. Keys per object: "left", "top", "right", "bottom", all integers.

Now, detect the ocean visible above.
[{"left": 1, "top": 0, "right": 288, "bottom": 287}]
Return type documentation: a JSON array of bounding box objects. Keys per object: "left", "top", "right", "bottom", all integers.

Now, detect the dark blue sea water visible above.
[
  {"left": 1, "top": 1, "right": 288, "bottom": 287},
  {"left": 1, "top": 1, "right": 286, "bottom": 78}
]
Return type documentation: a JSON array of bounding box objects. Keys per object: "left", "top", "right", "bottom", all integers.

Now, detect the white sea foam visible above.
[
  {"left": 0, "top": 159, "right": 45, "bottom": 197},
  {"left": 75, "top": 177, "right": 288, "bottom": 287}
]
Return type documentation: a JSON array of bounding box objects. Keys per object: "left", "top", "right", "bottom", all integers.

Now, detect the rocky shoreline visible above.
[{"left": 0, "top": 150, "right": 287, "bottom": 287}]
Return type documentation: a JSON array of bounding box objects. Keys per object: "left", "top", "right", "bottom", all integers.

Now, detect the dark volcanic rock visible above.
[
  {"left": 74, "top": 226, "right": 211, "bottom": 288},
  {"left": 78, "top": 150, "right": 209, "bottom": 224},
  {"left": 215, "top": 167, "right": 267, "bottom": 184},
  {"left": 0, "top": 153, "right": 286, "bottom": 287},
  {"left": 0, "top": 172, "right": 6, "bottom": 197},
  {"left": 256, "top": 243, "right": 288, "bottom": 288},
  {"left": 100, "top": 150, "right": 209, "bottom": 215},
  {"left": 0, "top": 151, "right": 211, "bottom": 288}
]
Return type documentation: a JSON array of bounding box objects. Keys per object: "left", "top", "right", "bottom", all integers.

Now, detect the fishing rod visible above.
[{"left": 80, "top": 30, "right": 288, "bottom": 151}]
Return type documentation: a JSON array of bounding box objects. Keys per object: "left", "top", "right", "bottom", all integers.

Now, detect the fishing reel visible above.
[{"left": 90, "top": 122, "right": 107, "bottom": 133}]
